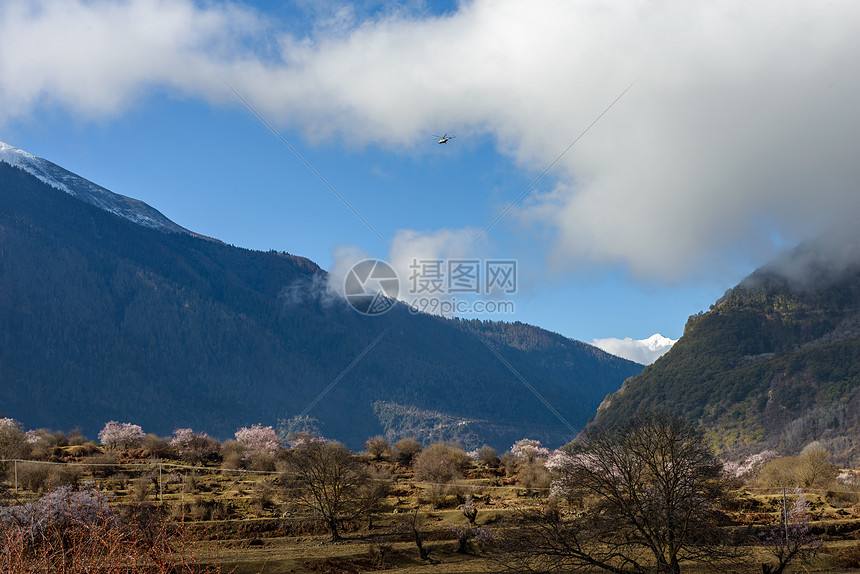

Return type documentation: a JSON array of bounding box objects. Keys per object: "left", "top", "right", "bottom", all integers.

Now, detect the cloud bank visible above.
[
  {"left": 3, "top": 0, "right": 860, "bottom": 280},
  {"left": 593, "top": 334, "right": 677, "bottom": 365},
  {"left": 324, "top": 227, "right": 496, "bottom": 316}
]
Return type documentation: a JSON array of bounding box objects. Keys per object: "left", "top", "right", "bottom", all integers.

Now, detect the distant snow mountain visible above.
[
  {"left": 0, "top": 141, "right": 188, "bottom": 234},
  {"left": 592, "top": 333, "right": 677, "bottom": 365}
]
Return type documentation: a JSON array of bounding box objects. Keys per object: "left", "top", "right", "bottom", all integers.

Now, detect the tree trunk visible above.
[{"left": 329, "top": 519, "right": 341, "bottom": 542}]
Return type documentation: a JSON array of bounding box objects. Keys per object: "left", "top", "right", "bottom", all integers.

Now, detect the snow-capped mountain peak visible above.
[
  {"left": 592, "top": 333, "right": 678, "bottom": 365},
  {"left": 0, "top": 141, "right": 188, "bottom": 234},
  {"left": 640, "top": 333, "right": 676, "bottom": 351}
]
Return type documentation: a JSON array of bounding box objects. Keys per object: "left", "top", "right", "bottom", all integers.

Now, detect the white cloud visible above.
[
  {"left": 3, "top": 0, "right": 860, "bottom": 279},
  {"left": 326, "top": 227, "right": 490, "bottom": 315},
  {"left": 325, "top": 244, "right": 372, "bottom": 298},
  {"left": 388, "top": 227, "right": 480, "bottom": 293},
  {"left": 592, "top": 334, "right": 677, "bottom": 365}
]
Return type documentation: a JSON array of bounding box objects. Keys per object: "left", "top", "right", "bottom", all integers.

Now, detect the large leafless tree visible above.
[
  {"left": 282, "top": 440, "right": 387, "bottom": 541},
  {"left": 496, "top": 412, "right": 734, "bottom": 573}
]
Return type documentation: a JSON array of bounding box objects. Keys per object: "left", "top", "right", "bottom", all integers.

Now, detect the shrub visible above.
[
  {"left": 517, "top": 460, "right": 551, "bottom": 490},
  {"left": 757, "top": 457, "right": 800, "bottom": 488},
  {"left": 181, "top": 471, "right": 199, "bottom": 495},
  {"left": 249, "top": 453, "right": 276, "bottom": 472},
  {"left": 170, "top": 428, "right": 221, "bottom": 463},
  {"left": 0, "top": 418, "right": 27, "bottom": 461},
  {"left": 476, "top": 445, "right": 499, "bottom": 466},
  {"left": 499, "top": 452, "right": 517, "bottom": 477},
  {"left": 413, "top": 443, "right": 471, "bottom": 484},
  {"left": 15, "top": 462, "right": 50, "bottom": 492},
  {"left": 0, "top": 486, "right": 223, "bottom": 572},
  {"left": 15, "top": 460, "right": 81, "bottom": 491},
  {"left": 448, "top": 524, "right": 495, "bottom": 554},
  {"left": 837, "top": 542, "right": 860, "bottom": 568},
  {"left": 187, "top": 496, "right": 226, "bottom": 521},
  {"left": 0, "top": 485, "right": 117, "bottom": 539},
  {"left": 757, "top": 447, "right": 838, "bottom": 489},
  {"left": 220, "top": 440, "right": 246, "bottom": 470},
  {"left": 67, "top": 428, "right": 87, "bottom": 446},
  {"left": 48, "top": 464, "right": 84, "bottom": 490},
  {"left": 796, "top": 443, "right": 838, "bottom": 487},
  {"left": 249, "top": 482, "right": 275, "bottom": 516},
  {"left": 393, "top": 437, "right": 423, "bottom": 465},
  {"left": 142, "top": 433, "right": 172, "bottom": 458},
  {"left": 131, "top": 476, "right": 152, "bottom": 503},
  {"left": 365, "top": 436, "right": 391, "bottom": 461},
  {"left": 98, "top": 421, "right": 145, "bottom": 450},
  {"left": 86, "top": 452, "right": 119, "bottom": 479},
  {"left": 24, "top": 429, "right": 68, "bottom": 455}
]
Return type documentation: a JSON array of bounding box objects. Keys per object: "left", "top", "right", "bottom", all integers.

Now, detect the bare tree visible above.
[
  {"left": 282, "top": 440, "right": 387, "bottom": 541},
  {"left": 400, "top": 510, "right": 438, "bottom": 564},
  {"left": 496, "top": 412, "right": 734, "bottom": 574}
]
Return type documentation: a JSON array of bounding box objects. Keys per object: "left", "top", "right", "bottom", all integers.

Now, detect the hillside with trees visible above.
[
  {"left": 0, "top": 161, "right": 642, "bottom": 450},
  {"left": 4, "top": 413, "right": 860, "bottom": 573},
  {"left": 592, "top": 237, "right": 860, "bottom": 463}
]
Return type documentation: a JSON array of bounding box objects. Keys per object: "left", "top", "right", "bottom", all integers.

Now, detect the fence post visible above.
[
  {"left": 14, "top": 460, "right": 18, "bottom": 493},
  {"left": 159, "top": 463, "right": 163, "bottom": 503}
]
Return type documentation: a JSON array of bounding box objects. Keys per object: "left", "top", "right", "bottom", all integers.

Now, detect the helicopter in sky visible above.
[{"left": 434, "top": 133, "right": 455, "bottom": 144}]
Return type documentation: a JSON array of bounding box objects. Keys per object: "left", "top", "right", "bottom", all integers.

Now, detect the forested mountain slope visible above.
[
  {"left": 593, "top": 238, "right": 860, "bottom": 463},
  {"left": 0, "top": 156, "right": 642, "bottom": 450}
]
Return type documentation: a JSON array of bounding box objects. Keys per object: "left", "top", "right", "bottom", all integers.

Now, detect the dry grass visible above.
[{"left": 5, "top": 451, "right": 860, "bottom": 573}]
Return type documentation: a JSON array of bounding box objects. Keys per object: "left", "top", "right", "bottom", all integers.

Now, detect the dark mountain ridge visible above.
[
  {"left": 592, "top": 234, "right": 860, "bottom": 464},
  {"left": 0, "top": 150, "right": 642, "bottom": 450}
]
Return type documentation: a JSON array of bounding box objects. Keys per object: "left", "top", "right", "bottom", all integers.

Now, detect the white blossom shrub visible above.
[
  {"left": 722, "top": 450, "right": 780, "bottom": 482},
  {"left": 98, "top": 421, "right": 145, "bottom": 450},
  {"left": 0, "top": 485, "right": 117, "bottom": 541},
  {"left": 24, "top": 430, "right": 42, "bottom": 444},
  {"left": 511, "top": 439, "right": 551, "bottom": 463},
  {"left": 836, "top": 470, "right": 860, "bottom": 489}
]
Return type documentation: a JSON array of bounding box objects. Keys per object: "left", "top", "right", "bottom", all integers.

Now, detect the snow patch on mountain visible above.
[
  {"left": 592, "top": 333, "right": 677, "bottom": 365},
  {"left": 0, "top": 141, "right": 187, "bottom": 234}
]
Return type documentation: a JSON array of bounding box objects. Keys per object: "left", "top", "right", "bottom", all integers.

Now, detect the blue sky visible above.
[{"left": 2, "top": 0, "right": 860, "bottom": 360}]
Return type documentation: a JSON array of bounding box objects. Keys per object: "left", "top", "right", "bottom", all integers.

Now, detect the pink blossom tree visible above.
[
  {"left": 759, "top": 488, "right": 820, "bottom": 574},
  {"left": 235, "top": 424, "right": 281, "bottom": 459}
]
